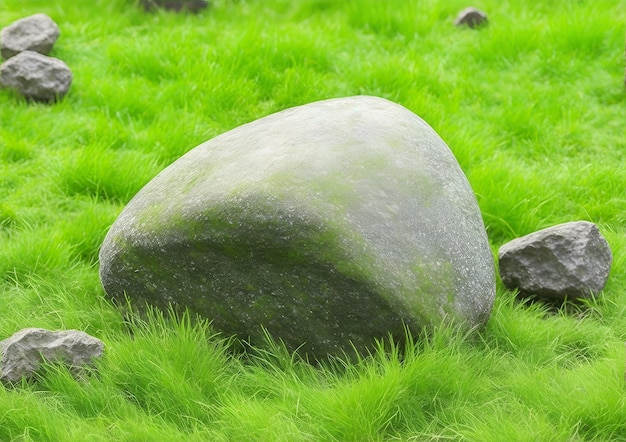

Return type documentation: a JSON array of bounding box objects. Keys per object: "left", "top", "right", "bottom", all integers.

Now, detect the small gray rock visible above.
[
  {"left": 1, "top": 13, "right": 60, "bottom": 60},
  {"left": 454, "top": 7, "right": 488, "bottom": 29},
  {"left": 0, "top": 328, "right": 104, "bottom": 384},
  {"left": 498, "top": 221, "right": 612, "bottom": 301},
  {"left": 0, "top": 50, "right": 72, "bottom": 102}
]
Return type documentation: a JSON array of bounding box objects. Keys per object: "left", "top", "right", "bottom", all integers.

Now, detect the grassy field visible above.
[{"left": 1, "top": 0, "right": 626, "bottom": 440}]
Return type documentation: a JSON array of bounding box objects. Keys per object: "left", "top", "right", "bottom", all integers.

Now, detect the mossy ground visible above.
[{"left": 1, "top": 0, "right": 626, "bottom": 440}]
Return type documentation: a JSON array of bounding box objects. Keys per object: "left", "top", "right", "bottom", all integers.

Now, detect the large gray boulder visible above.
[
  {"left": 0, "top": 328, "right": 104, "bottom": 384},
  {"left": 0, "top": 50, "right": 72, "bottom": 102},
  {"left": 99, "top": 96, "right": 495, "bottom": 360},
  {"left": 0, "top": 13, "right": 60, "bottom": 60},
  {"left": 498, "top": 221, "right": 612, "bottom": 301}
]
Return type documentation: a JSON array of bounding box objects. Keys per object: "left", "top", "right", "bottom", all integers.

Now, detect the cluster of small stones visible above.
[
  {"left": 498, "top": 221, "right": 612, "bottom": 302},
  {"left": 0, "top": 5, "right": 618, "bottom": 387},
  {"left": 0, "top": 15, "right": 84, "bottom": 385},
  {"left": 0, "top": 328, "right": 104, "bottom": 385},
  {"left": 0, "top": 13, "right": 72, "bottom": 103}
]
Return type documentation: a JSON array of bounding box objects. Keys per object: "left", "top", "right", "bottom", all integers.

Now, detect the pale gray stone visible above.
[
  {"left": 0, "top": 328, "right": 104, "bottom": 384},
  {"left": 498, "top": 221, "right": 612, "bottom": 300},
  {"left": 1, "top": 13, "right": 60, "bottom": 60},
  {"left": 99, "top": 96, "right": 495, "bottom": 360},
  {"left": 0, "top": 50, "right": 72, "bottom": 102},
  {"left": 454, "top": 7, "right": 488, "bottom": 29}
]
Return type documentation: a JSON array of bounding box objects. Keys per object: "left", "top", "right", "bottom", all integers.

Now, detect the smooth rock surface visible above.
[
  {"left": 0, "top": 50, "right": 72, "bottom": 102},
  {"left": 0, "top": 13, "right": 60, "bottom": 60},
  {"left": 454, "top": 7, "right": 488, "bottom": 29},
  {"left": 0, "top": 328, "right": 104, "bottom": 384},
  {"left": 498, "top": 221, "right": 612, "bottom": 300},
  {"left": 99, "top": 96, "right": 495, "bottom": 360}
]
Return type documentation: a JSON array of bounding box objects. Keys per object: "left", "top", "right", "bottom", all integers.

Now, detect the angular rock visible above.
[
  {"left": 454, "top": 7, "right": 488, "bottom": 29},
  {"left": 0, "top": 50, "right": 72, "bottom": 102},
  {"left": 0, "top": 13, "right": 60, "bottom": 60},
  {"left": 498, "top": 221, "right": 612, "bottom": 301},
  {"left": 99, "top": 96, "right": 495, "bottom": 360},
  {"left": 0, "top": 328, "right": 104, "bottom": 384}
]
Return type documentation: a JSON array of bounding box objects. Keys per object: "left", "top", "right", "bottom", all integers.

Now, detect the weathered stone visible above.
[
  {"left": 0, "top": 50, "right": 72, "bottom": 102},
  {"left": 498, "top": 221, "right": 612, "bottom": 301},
  {"left": 454, "top": 7, "right": 488, "bottom": 29},
  {"left": 0, "top": 328, "right": 104, "bottom": 384},
  {"left": 99, "top": 96, "right": 495, "bottom": 360},
  {"left": 141, "top": 0, "right": 209, "bottom": 13},
  {"left": 0, "top": 13, "right": 60, "bottom": 60}
]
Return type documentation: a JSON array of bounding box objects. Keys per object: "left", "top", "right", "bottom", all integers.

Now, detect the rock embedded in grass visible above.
[
  {"left": 0, "top": 13, "right": 60, "bottom": 60},
  {"left": 454, "top": 7, "right": 488, "bottom": 29},
  {"left": 498, "top": 221, "right": 612, "bottom": 301},
  {"left": 99, "top": 95, "right": 496, "bottom": 360},
  {"left": 0, "top": 50, "right": 72, "bottom": 102},
  {"left": 0, "top": 328, "right": 104, "bottom": 384}
]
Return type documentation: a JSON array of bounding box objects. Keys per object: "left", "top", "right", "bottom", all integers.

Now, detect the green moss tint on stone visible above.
[
  {"left": 106, "top": 194, "right": 415, "bottom": 356},
  {"left": 99, "top": 96, "right": 496, "bottom": 360}
]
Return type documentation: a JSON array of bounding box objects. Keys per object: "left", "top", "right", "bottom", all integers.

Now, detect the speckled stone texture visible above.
[
  {"left": 0, "top": 50, "right": 72, "bottom": 102},
  {"left": 0, "top": 328, "right": 104, "bottom": 384},
  {"left": 99, "top": 96, "right": 495, "bottom": 360},
  {"left": 498, "top": 221, "right": 612, "bottom": 301}
]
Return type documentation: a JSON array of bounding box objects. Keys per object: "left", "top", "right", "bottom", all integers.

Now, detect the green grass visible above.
[{"left": 1, "top": 0, "right": 626, "bottom": 440}]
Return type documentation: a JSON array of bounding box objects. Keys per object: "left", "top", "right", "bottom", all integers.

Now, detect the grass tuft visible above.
[{"left": 57, "top": 146, "right": 162, "bottom": 203}]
